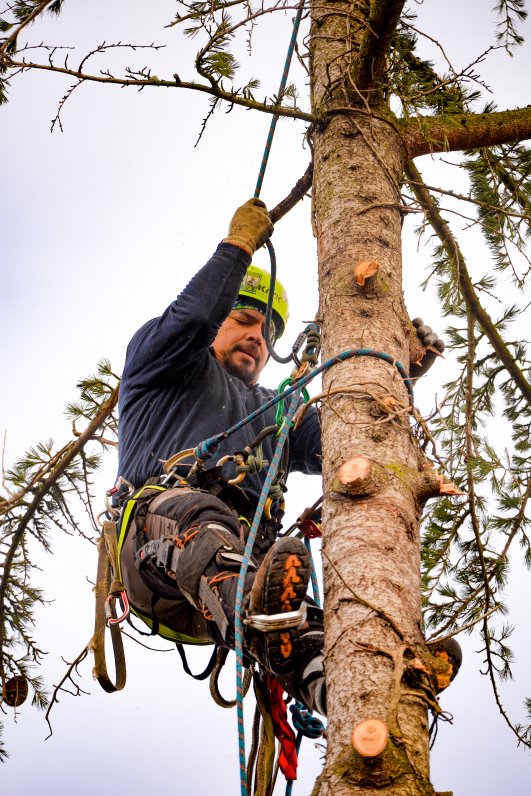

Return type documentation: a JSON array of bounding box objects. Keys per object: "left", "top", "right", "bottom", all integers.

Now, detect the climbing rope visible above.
[
  {"left": 233, "top": 392, "right": 302, "bottom": 796},
  {"left": 264, "top": 239, "right": 298, "bottom": 363},
  {"left": 254, "top": 0, "right": 305, "bottom": 200},
  {"left": 193, "top": 345, "right": 414, "bottom": 464},
  {"left": 253, "top": 0, "right": 305, "bottom": 365}
]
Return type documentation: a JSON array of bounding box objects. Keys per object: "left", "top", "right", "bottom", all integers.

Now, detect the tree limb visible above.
[
  {"left": 355, "top": 0, "right": 407, "bottom": 95},
  {"left": 403, "top": 106, "right": 531, "bottom": 158},
  {"left": 0, "top": 386, "right": 119, "bottom": 666},
  {"left": 404, "top": 160, "right": 531, "bottom": 407},
  {"left": 270, "top": 161, "right": 313, "bottom": 223},
  {"left": 0, "top": 56, "right": 317, "bottom": 123}
]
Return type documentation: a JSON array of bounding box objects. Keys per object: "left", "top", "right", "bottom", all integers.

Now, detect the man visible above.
[{"left": 117, "top": 198, "right": 457, "bottom": 715}]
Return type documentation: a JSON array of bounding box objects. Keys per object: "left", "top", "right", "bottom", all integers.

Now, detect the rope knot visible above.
[
  {"left": 194, "top": 437, "right": 221, "bottom": 462},
  {"left": 289, "top": 702, "right": 325, "bottom": 739}
]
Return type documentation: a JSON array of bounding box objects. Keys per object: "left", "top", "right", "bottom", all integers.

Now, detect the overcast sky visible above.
[{"left": 1, "top": 2, "right": 531, "bottom": 794}]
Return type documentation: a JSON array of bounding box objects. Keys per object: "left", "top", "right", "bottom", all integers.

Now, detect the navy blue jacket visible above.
[{"left": 118, "top": 242, "right": 322, "bottom": 500}]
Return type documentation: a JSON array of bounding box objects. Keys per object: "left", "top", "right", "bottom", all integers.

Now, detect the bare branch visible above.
[
  {"left": 1, "top": 53, "right": 317, "bottom": 121},
  {"left": 404, "top": 106, "right": 531, "bottom": 159},
  {"left": 44, "top": 646, "right": 90, "bottom": 739}
]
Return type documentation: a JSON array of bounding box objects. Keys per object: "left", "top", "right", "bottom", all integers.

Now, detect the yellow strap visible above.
[
  {"left": 91, "top": 524, "right": 127, "bottom": 693},
  {"left": 252, "top": 673, "right": 277, "bottom": 796}
]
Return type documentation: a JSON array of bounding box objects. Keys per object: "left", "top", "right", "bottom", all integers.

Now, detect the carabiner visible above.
[{"left": 105, "top": 590, "right": 130, "bottom": 625}]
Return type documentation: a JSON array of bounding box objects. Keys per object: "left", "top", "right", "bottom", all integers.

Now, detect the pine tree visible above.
[{"left": 1, "top": 2, "right": 531, "bottom": 793}]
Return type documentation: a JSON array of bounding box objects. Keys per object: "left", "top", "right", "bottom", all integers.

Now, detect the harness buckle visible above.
[{"left": 244, "top": 602, "right": 307, "bottom": 632}]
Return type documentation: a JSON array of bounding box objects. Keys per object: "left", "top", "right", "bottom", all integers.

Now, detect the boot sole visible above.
[{"left": 260, "top": 538, "right": 311, "bottom": 675}]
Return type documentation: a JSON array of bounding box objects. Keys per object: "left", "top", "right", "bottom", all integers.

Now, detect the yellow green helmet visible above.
[{"left": 234, "top": 265, "right": 289, "bottom": 339}]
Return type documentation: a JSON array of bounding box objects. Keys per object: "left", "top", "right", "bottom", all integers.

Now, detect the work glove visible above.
[
  {"left": 224, "top": 198, "right": 274, "bottom": 255},
  {"left": 410, "top": 317, "right": 446, "bottom": 380}
]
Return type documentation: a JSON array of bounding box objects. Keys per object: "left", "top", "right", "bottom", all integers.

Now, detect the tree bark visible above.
[{"left": 310, "top": 3, "right": 438, "bottom": 794}]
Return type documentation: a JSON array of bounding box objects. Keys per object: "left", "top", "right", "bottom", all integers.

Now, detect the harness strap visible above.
[
  {"left": 210, "top": 647, "right": 253, "bottom": 708},
  {"left": 198, "top": 575, "right": 231, "bottom": 639},
  {"left": 91, "top": 520, "right": 127, "bottom": 693},
  {"left": 251, "top": 671, "right": 278, "bottom": 796},
  {"left": 175, "top": 643, "right": 219, "bottom": 681}
]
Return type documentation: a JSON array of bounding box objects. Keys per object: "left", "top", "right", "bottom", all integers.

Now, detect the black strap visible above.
[
  {"left": 124, "top": 595, "right": 161, "bottom": 637},
  {"left": 175, "top": 643, "right": 220, "bottom": 681}
]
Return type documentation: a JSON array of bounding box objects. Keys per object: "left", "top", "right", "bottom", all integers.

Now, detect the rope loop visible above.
[{"left": 289, "top": 702, "right": 326, "bottom": 739}]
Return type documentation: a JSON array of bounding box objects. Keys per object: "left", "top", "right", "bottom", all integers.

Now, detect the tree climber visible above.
[{"left": 116, "top": 198, "right": 459, "bottom": 716}]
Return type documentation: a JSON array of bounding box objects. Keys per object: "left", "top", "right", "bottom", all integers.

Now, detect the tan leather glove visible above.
[{"left": 223, "top": 198, "right": 274, "bottom": 255}]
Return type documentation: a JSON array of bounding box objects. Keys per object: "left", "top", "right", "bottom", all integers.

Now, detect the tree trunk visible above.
[{"left": 310, "top": 4, "right": 438, "bottom": 794}]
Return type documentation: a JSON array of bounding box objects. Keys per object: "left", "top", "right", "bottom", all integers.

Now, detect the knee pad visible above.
[{"left": 134, "top": 522, "right": 255, "bottom": 608}]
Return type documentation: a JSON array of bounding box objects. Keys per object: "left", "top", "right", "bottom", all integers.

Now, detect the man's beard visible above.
[{"left": 223, "top": 354, "right": 257, "bottom": 386}]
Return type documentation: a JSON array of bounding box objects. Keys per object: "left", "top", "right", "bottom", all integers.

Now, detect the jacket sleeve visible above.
[
  {"left": 289, "top": 405, "right": 322, "bottom": 475},
  {"left": 122, "top": 242, "right": 251, "bottom": 388}
]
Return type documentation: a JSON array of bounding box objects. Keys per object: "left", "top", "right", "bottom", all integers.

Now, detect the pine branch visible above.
[
  {"left": 405, "top": 177, "right": 531, "bottom": 223},
  {"left": 0, "top": 53, "right": 316, "bottom": 121},
  {"left": 0, "top": 0, "right": 51, "bottom": 53},
  {"left": 405, "top": 159, "right": 531, "bottom": 407},
  {"left": 481, "top": 615, "right": 531, "bottom": 746},
  {"left": 494, "top": 0, "right": 528, "bottom": 50},
  {"left": 167, "top": 0, "right": 251, "bottom": 27},
  {"left": 0, "top": 385, "right": 119, "bottom": 675}
]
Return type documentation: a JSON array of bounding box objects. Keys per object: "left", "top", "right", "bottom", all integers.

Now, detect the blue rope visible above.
[
  {"left": 253, "top": 2, "right": 306, "bottom": 362},
  {"left": 285, "top": 703, "right": 326, "bottom": 796},
  {"left": 194, "top": 347, "right": 414, "bottom": 462},
  {"left": 254, "top": 1, "right": 305, "bottom": 200},
  {"left": 289, "top": 703, "right": 325, "bottom": 739},
  {"left": 233, "top": 394, "right": 301, "bottom": 796}
]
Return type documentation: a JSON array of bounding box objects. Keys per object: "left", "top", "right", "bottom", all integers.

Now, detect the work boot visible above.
[
  {"left": 426, "top": 637, "right": 462, "bottom": 694},
  {"left": 245, "top": 536, "right": 311, "bottom": 676},
  {"left": 291, "top": 627, "right": 327, "bottom": 716}
]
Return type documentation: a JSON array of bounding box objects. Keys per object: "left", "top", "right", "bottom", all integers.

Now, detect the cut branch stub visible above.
[
  {"left": 331, "top": 456, "right": 386, "bottom": 497},
  {"left": 437, "top": 474, "right": 465, "bottom": 496},
  {"left": 416, "top": 468, "right": 465, "bottom": 501},
  {"left": 354, "top": 259, "right": 379, "bottom": 287},
  {"left": 351, "top": 718, "right": 389, "bottom": 757}
]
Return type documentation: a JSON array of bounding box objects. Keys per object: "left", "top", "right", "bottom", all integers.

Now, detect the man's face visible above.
[{"left": 212, "top": 308, "right": 271, "bottom": 386}]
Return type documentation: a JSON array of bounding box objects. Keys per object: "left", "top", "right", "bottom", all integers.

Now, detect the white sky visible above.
[{"left": 1, "top": 1, "right": 531, "bottom": 794}]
